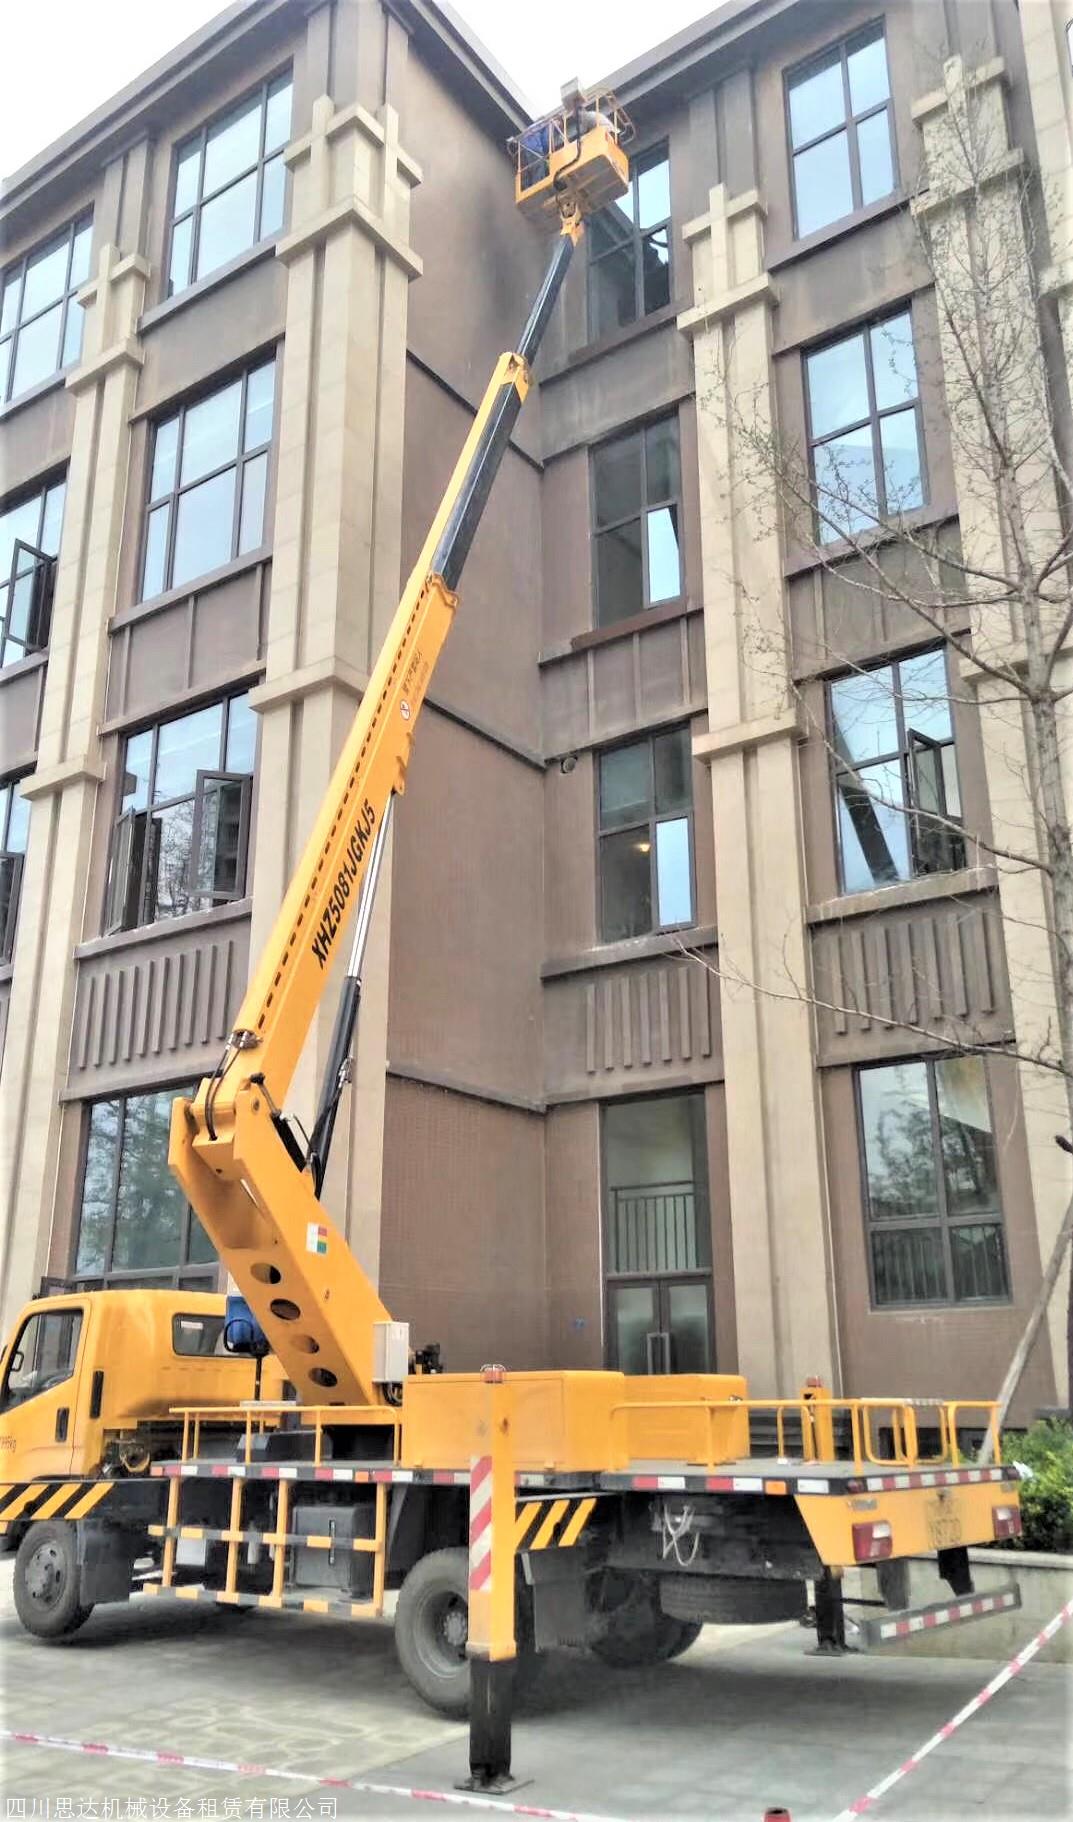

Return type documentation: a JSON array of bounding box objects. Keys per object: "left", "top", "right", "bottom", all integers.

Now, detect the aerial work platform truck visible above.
[{"left": 0, "top": 92, "right": 1025, "bottom": 1789}]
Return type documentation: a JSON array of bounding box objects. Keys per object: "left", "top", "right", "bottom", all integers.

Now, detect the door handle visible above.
[{"left": 55, "top": 1407, "right": 69, "bottom": 1442}]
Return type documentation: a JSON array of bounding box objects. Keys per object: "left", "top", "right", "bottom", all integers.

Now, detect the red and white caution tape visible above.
[
  {"left": 0, "top": 1729, "right": 633, "bottom": 1822},
  {"left": 832, "top": 1596, "right": 1073, "bottom": 1820}
]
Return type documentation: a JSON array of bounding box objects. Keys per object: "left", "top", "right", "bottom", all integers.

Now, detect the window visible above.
[
  {"left": 0, "top": 215, "right": 92, "bottom": 405},
  {"left": 0, "top": 1307, "right": 83, "bottom": 1412},
  {"left": 830, "top": 648, "right": 963, "bottom": 893},
  {"left": 168, "top": 72, "right": 292, "bottom": 295},
  {"left": 588, "top": 144, "right": 671, "bottom": 339},
  {"left": 74, "top": 1088, "right": 217, "bottom": 1288},
  {"left": 787, "top": 25, "right": 895, "bottom": 238},
  {"left": 0, "top": 778, "right": 30, "bottom": 965},
  {"left": 806, "top": 310, "right": 924, "bottom": 543},
  {"left": 106, "top": 692, "right": 256, "bottom": 933},
  {"left": 141, "top": 358, "right": 275, "bottom": 600},
  {"left": 172, "top": 1312, "right": 226, "bottom": 1356},
  {"left": 0, "top": 477, "right": 65, "bottom": 669},
  {"left": 593, "top": 418, "right": 681, "bottom": 626},
  {"left": 603, "top": 1093, "right": 713, "bottom": 1373},
  {"left": 857, "top": 1056, "right": 1008, "bottom": 1306},
  {"left": 598, "top": 726, "right": 693, "bottom": 942}
]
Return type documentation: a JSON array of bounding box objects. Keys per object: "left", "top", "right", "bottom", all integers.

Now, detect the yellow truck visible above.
[{"left": 0, "top": 95, "right": 1024, "bottom": 1791}]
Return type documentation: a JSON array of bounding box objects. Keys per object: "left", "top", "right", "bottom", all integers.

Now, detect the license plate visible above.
[{"left": 925, "top": 1495, "right": 963, "bottom": 1550}]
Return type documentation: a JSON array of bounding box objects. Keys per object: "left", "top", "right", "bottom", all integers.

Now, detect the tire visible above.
[
  {"left": 394, "top": 1547, "right": 538, "bottom": 1720},
  {"left": 590, "top": 1582, "right": 697, "bottom": 1668},
  {"left": 659, "top": 1618, "right": 703, "bottom": 1661},
  {"left": 14, "top": 1522, "right": 92, "bottom": 1641},
  {"left": 661, "top": 1573, "right": 806, "bottom": 1625}
]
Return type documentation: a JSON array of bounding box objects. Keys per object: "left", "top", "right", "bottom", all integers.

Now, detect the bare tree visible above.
[{"left": 691, "top": 52, "right": 1073, "bottom": 1417}]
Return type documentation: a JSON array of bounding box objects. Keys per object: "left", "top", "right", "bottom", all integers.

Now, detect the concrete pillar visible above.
[
  {"left": 247, "top": 9, "right": 421, "bottom": 1288},
  {"left": 679, "top": 187, "right": 838, "bottom": 1395},
  {"left": 0, "top": 244, "right": 149, "bottom": 1322},
  {"left": 912, "top": 54, "right": 1069, "bottom": 1403},
  {"left": 1018, "top": 0, "right": 1073, "bottom": 370}
]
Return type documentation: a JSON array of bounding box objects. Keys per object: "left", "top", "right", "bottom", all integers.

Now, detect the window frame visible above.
[
  {"left": 71, "top": 1086, "right": 217, "bottom": 1291},
  {"left": 166, "top": 68, "right": 292, "bottom": 299},
  {"left": 804, "top": 305, "right": 928, "bottom": 545},
  {"left": 785, "top": 22, "right": 898, "bottom": 241},
  {"left": 0, "top": 775, "right": 30, "bottom": 966},
  {"left": 855, "top": 1054, "right": 1010, "bottom": 1310},
  {"left": 591, "top": 414, "right": 683, "bottom": 628},
  {"left": 0, "top": 473, "right": 66, "bottom": 671},
  {"left": 587, "top": 141, "right": 672, "bottom": 341},
  {"left": 596, "top": 724, "right": 696, "bottom": 943},
  {"left": 138, "top": 355, "right": 277, "bottom": 603},
  {"left": 0, "top": 212, "right": 92, "bottom": 406},
  {"left": 828, "top": 644, "right": 964, "bottom": 895},
  {"left": 105, "top": 692, "right": 256, "bottom": 935},
  {"left": 0, "top": 1306, "right": 84, "bottom": 1413}
]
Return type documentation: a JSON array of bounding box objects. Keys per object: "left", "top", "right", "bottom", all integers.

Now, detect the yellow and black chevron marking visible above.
[
  {"left": 513, "top": 1495, "right": 597, "bottom": 1552},
  {"left": 0, "top": 1479, "right": 116, "bottom": 1536}
]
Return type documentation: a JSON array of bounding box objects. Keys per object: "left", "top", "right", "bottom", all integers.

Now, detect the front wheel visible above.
[
  {"left": 14, "top": 1522, "right": 92, "bottom": 1640},
  {"left": 394, "top": 1548, "right": 538, "bottom": 1718}
]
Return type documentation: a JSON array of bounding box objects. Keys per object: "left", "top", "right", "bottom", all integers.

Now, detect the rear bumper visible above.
[{"left": 852, "top": 1582, "right": 1021, "bottom": 1647}]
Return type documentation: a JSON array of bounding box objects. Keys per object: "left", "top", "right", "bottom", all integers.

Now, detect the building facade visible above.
[{"left": 1, "top": 0, "right": 1070, "bottom": 1422}]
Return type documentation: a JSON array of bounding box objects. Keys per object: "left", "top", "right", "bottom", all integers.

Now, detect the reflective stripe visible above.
[
  {"left": 62, "top": 1483, "right": 113, "bottom": 1522},
  {"left": 558, "top": 1496, "right": 596, "bottom": 1548},
  {"left": 29, "top": 1484, "right": 88, "bottom": 1522},
  {"left": 0, "top": 1483, "right": 48, "bottom": 1522},
  {"left": 532, "top": 1498, "right": 569, "bottom": 1550},
  {"left": 513, "top": 1503, "right": 542, "bottom": 1551}
]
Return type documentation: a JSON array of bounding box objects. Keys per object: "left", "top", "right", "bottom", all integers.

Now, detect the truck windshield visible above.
[{"left": 0, "top": 1308, "right": 83, "bottom": 1411}]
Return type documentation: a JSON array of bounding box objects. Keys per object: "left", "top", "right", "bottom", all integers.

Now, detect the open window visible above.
[{"left": 909, "top": 728, "right": 963, "bottom": 875}]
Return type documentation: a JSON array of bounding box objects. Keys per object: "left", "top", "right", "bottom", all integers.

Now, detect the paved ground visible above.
[{"left": 0, "top": 1560, "right": 1070, "bottom": 1822}]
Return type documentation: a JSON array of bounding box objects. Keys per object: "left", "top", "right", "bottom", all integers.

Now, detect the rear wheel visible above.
[
  {"left": 394, "top": 1547, "right": 538, "bottom": 1718},
  {"left": 590, "top": 1580, "right": 700, "bottom": 1668},
  {"left": 14, "top": 1522, "right": 92, "bottom": 1640}
]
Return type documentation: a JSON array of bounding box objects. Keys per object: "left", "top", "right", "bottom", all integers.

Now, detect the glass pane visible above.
[
  {"left": 870, "top": 313, "right": 917, "bottom": 410},
  {"left": 7, "top": 572, "right": 33, "bottom": 644},
  {"left": 238, "top": 452, "right": 268, "bottom": 554},
  {"left": 11, "top": 304, "right": 62, "bottom": 396},
  {"left": 259, "top": 153, "right": 286, "bottom": 238},
  {"left": 654, "top": 727, "right": 691, "bottom": 814},
  {"left": 1, "top": 274, "right": 19, "bottom": 335},
  {"left": 589, "top": 210, "right": 633, "bottom": 260},
  {"left": 645, "top": 418, "right": 680, "bottom": 504},
  {"left": 194, "top": 170, "right": 258, "bottom": 281},
  {"left": 667, "top": 1283, "right": 709, "bottom": 1373},
  {"left": 21, "top": 234, "right": 70, "bottom": 318},
  {"left": 610, "top": 1284, "right": 656, "bottom": 1374},
  {"left": 646, "top": 505, "right": 681, "bottom": 602},
  {"left": 600, "top": 740, "right": 651, "bottom": 829},
  {"left": 789, "top": 50, "right": 846, "bottom": 149},
  {"left": 172, "top": 469, "right": 236, "bottom": 586},
  {"left": 641, "top": 230, "right": 671, "bottom": 313},
  {"left": 859, "top": 1062, "right": 937, "bottom": 1221},
  {"left": 76, "top": 1098, "right": 121, "bottom": 1275},
  {"left": 70, "top": 218, "right": 93, "bottom": 288},
  {"left": 181, "top": 380, "right": 242, "bottom": 486},
  {"left": 226, "top": 694, "right": 257, "bottom": 773},
  {"left": 600, "top": 827, "right": 652, "bottom": 940},
  {"left": 605, "top": 1093, "right": 701, "bottom": 1189},
  {"left": 147, "top": 799, "right": 197, "bottom": 919},
  {"left": 596, "top": 520, "right": 644, "bottom": 625},
  {"left": 203, "top": 95, "right": 262, "bottom": 196},
  {"left": 636, "top": 154, "right": 670, "bottom": 229},
  {"left": 0, "top": 496, "right": 42, "bottom": 576},
  {"left": 154, "top": 704, "right": 223, "bottom": 803},
  {"left": 141, "top": 504, "right": 171, "bottom": 601},
  {"left": 593, "top": 434, "right": 642, "bottom": 527},
  {"left": 590, "top": 246, "right": 637, "bottom": 338},
  {"left": 151, "top": 415, "right": 181, "bottom": 499},
  {"left": 848, "top": 30, "right": 890, "bottom": 114},
  {"left": 899, "top": 649, "right": 952, "bottom": 743},
  {"left": 187, "top": 1212, "right": 218, "bottom": 1267},
  {"left": 872, "top": 1227, "right": 946, "bottom": 1304},
  {"left": 174, "top": 140, "right": 202, "bottom": 216},
  {"left": 60, "top": 299, "right": 84, "bottom": 368},
  {"left": 655, "top": 817, "right": 692, "bottom": 925},
  {"left": 121, "top": 730, "right": 152, "bottom": 812},
  {"left": 112, "top": 1091, "right": 187, "bottom": 1269},
  {"left": 830, "top": 664, "right": 898, "bottom": 764},
  {"left": 814, "top": 425, "right": 877, "bottom": 542},
  {"left": 7, "top": 788, "right": 29, "bottom": 852},
  {"left": 880, "top": 408, "right": 924, "bottom": 514},
  {"left": 264, "top": 75, "right": 293, "bottom": 154},
  {"left": 244, "top": 360, "right": 276, "bottom": 451},
  {"left": 794, "top": 132, "right": 854, "bottom": 236},
  {"left": 2, "top": 1309, "right": 82, "bottom": 1407},
  {"left": 838, "top": 758, "right": 909, "bottom": 889},
  {"left": 950, "top": 1224, "right": 1008, "bottom": 1301},
  {"left": 196, "top": 777, "right": 245, "bottom": 899},
  {"left": 168, "top": 215, "right": 193, "bottom": 296},
  {"left": 0, "top": 336, "right": 10, "bottom": 405},
  {"left": 935, "top": 1057, "right": 999, "bottom": 1220},
  {"left": 807, "top": 331, "right": 869, "bottom": 438},
  {"left": 941, "top": 744, "right": 962, "bottom": 819},
  {"left": 41, "top": 482, "right": 66, "bottom": 555},
  {"left": 858, "top": 108, "right": 894, "bottom": 207}
]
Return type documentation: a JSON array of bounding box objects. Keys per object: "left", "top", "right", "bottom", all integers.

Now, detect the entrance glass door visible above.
[{"left": 608, "top": 1276, "right": 712, "bottom": 1373}]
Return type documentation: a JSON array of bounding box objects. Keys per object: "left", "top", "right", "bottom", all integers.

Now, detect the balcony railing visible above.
[{"left": 609, "top": 1181, "right": 702, "bottom": 1274}]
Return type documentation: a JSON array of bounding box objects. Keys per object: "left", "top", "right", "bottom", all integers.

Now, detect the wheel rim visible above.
[
  {"left": 415, "top": 1588, "right": 468, "bottom": 1678},
  {"left": 24, "top": 1541, "right": 67, "bottom": 1610}
]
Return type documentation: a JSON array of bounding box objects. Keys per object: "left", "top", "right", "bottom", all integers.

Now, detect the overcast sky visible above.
[{"left": 2, "top": 0, "right": 714, "bottom": 181}]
